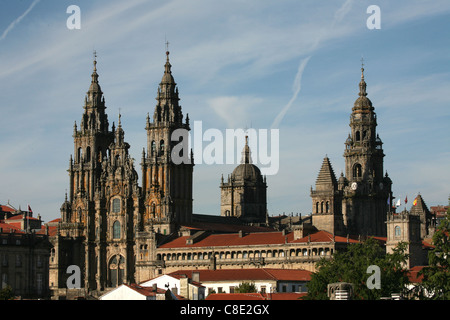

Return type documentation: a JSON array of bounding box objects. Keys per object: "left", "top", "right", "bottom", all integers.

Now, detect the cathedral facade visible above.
[
  {"left": 49, "top": 52, "right": 433, "bottom": 299},
  {"left": 49, "top": 50, "right": 193, "bottom": 297}
]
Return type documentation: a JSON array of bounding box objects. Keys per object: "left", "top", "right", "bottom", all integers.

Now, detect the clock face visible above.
[
  {"left": 351, "top": 182, "right": 357, "bottom": 190},
  {"left": 379, "top": 182, "right": 384, "bottom": 190}
]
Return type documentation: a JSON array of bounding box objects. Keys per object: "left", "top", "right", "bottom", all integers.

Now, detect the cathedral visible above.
[{"left": 48, "top": 51, "right": 433, "bottom": 299}]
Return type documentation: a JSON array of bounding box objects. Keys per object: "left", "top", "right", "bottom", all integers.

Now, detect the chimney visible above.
[
  {"left": 152, "top": 283, "right": 157, "bottom": 292},
  {"left": 180, "top": 276, "right": 189, "bottom": 300},
  {"left": 239, "top": 230, "right": 244, "bottom": 238},
  {"left": 293, "top": 226, "right": 303, "bottom": 240},
  {"left": 192, "top": 272, "right": 200, "bottom": 283}
]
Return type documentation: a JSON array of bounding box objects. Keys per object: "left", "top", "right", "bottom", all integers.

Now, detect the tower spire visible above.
[
  {"left": 359, "top": 58, "right": 367, "bottom": 97},
  {"left": 241, "top": 135, "right": 252, "bottom": 164}
]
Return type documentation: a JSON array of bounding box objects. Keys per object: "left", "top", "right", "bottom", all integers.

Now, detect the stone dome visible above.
[
  {"left": 231, "top": 136, "right": 264, "bottom": 184},
  {"left": 232, "top": 163, "right": 264, "bottom": 183}
]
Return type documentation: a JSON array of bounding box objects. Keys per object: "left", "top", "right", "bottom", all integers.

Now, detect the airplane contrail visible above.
[
  {"left": 1, "top": 0, "right": 41, "bottom": 41},
  {"left": 271, "top": 0, "right": 353, "bottom": 129}
]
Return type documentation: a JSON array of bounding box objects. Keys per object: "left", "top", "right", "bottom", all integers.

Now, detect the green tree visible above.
[
  {"left": 0, "top": 286, "right": 14, "bottom": 300},
  {"left": 235, "top": 281, "right": 257, "bottom": 293},
  {"left": 417, "top": 205, "right": 450, "bottom": 300},
  {"left": 305, "top": 237, "right": 410, "bottom": 300}
]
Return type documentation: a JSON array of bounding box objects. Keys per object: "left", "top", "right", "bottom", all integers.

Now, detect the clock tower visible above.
[
  {"left": 341, "top": 66, "right": 392, "bottom": 236},
  {"left": 311, "top": 65, "right": 392, "bottom": 237}
]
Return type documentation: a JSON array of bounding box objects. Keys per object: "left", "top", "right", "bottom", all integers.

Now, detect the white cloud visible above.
[{"left": 208, "top": 95, "right": 264, "bottom": 129}]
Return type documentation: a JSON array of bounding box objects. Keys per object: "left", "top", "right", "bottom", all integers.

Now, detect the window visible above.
[
  {"left": 37, "top": 255, "right": 43, "bottom": 268},
  {"left": 395, "top": 226, "right": 401, "bottom": 237},
  {"left": 15, "top": 254, "right": 22, "bottom": 267},
  {"left": 151, "top": 202, "right": 156, "bottom": 216},
  {"left": 151, "top": 141, "right": 156, "bottom": 156},
  {"left": 112, "top": 198, "right": 121, "bottom": 213},
  {"left": 160, "top": 140, "right": 165, "bottom": 156},
  {"left": 113, "top": 221, "right": 121, "bottom": 239},
  {"left": 353, "top": 163, "right": 362, "bottom": 178},
  {"left": 37, "top": 273, "right": 43, "bottom": 295},
  {"left": 108, "top": 255, "right": 125, "bottom": 287},
  {"left": 2, "top": 254, "right": 8, "bottom": 267}
]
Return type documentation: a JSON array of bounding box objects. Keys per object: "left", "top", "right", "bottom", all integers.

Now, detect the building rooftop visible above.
[
  {"left": 159, "top": 229, "right": 359, "bottom": 249},
  {"left": 167, "top": 268, "right": 312, "bottom": 283}
]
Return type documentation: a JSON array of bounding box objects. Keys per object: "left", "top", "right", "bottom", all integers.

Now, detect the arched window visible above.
[
  {"left": 151, "top": 202, "right": 156, "bottom": 216},
  {"left": 112, "top": 198, "right": 121, "bottom": 213},
  {"left": 113, "top": 221, "right": 121, "bottom": 239},
  {"left": 321, "top": 201, "right": 324, "bottom": 213},
  {"left": 326, "top": 201, "right": 330, "bottom": 213},
  {"left": 108, "top": 255, "right": 125, "bottom": 287},
  {"left": 355, "top": 131, "right": 361, "bottom": 141},
  {"left": 316, "top": 202, "right": 319, "bottom": 214},
  {"left": 395, "top": 226, "right": 401, "bottom": 237},
  {"left": 160, "top": 140, "right": 165, "bottom": 156},
  {"left": 353, "top": 163, "right": 362, "bottom": 178},
  {"left": 151, "top": 141, "right": 156, "bottom": 156},
  {"left": 86, "top": 146, "right": 91, "bottom": 162},
  {"left": 77, "top": 207, "right": 82, "bottom": 221}
]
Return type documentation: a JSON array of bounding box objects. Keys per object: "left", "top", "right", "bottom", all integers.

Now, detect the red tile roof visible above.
[
  {"left": 0, "top": 205, "right": 16, "bottom": 213},
  {"left": 206, "top": 293, "right": 266, "bottom": 300},
  {"left": 5, "top": 214, "right": 38, "bottom": 221},
  {"left": 0, "top": 222, "right": 23, "bottom": 234},
  {"left": 168, "top": 268, "right": 312, "bottom": 282},
  {"left": 126, "top": 283, "right": 167, "bottom": 296},
  {"left": 206, "top": 292, "right": 307, "bottom": 300},
  {"left": 159, "top": 229, "right": 359, "bottom": 249},
  {"left": 408, "top": 266, "right": 425, "bottom": 283},
  {"left": 182, "top": 222, "right": 274, "bottom": 233},
  {"left": 264, "top": 292, "right": 307, "bottom": 300}
]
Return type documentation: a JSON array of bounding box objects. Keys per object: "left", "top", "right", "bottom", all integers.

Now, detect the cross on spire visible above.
[
  {"left": 360, "top": 56, "right": 365, "bottom": 80},
  {"left": 93, "top": 50, "right": 97, "bottom": 71}
]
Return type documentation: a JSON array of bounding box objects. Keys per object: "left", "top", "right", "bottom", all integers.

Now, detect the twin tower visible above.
[{"left": 51, "top": 51, "right": 194, "bottom": 290}]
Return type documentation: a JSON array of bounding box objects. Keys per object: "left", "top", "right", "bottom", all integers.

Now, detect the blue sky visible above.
[{"left": 0, "top": 0, "right": 449, "bottom": 222}]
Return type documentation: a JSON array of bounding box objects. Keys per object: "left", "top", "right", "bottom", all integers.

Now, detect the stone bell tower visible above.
[
  {"left": 51, "top": 53, "right": 141, "bottom": 296},
  {"left": 341, "top": 65, "right": 392, "bottom": 237},
  {"left": 141, "top": 50, "right": 194, "bottom": 236},
  {"left": 310, "top": 65, "right": 393, "bottom": 237}
]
